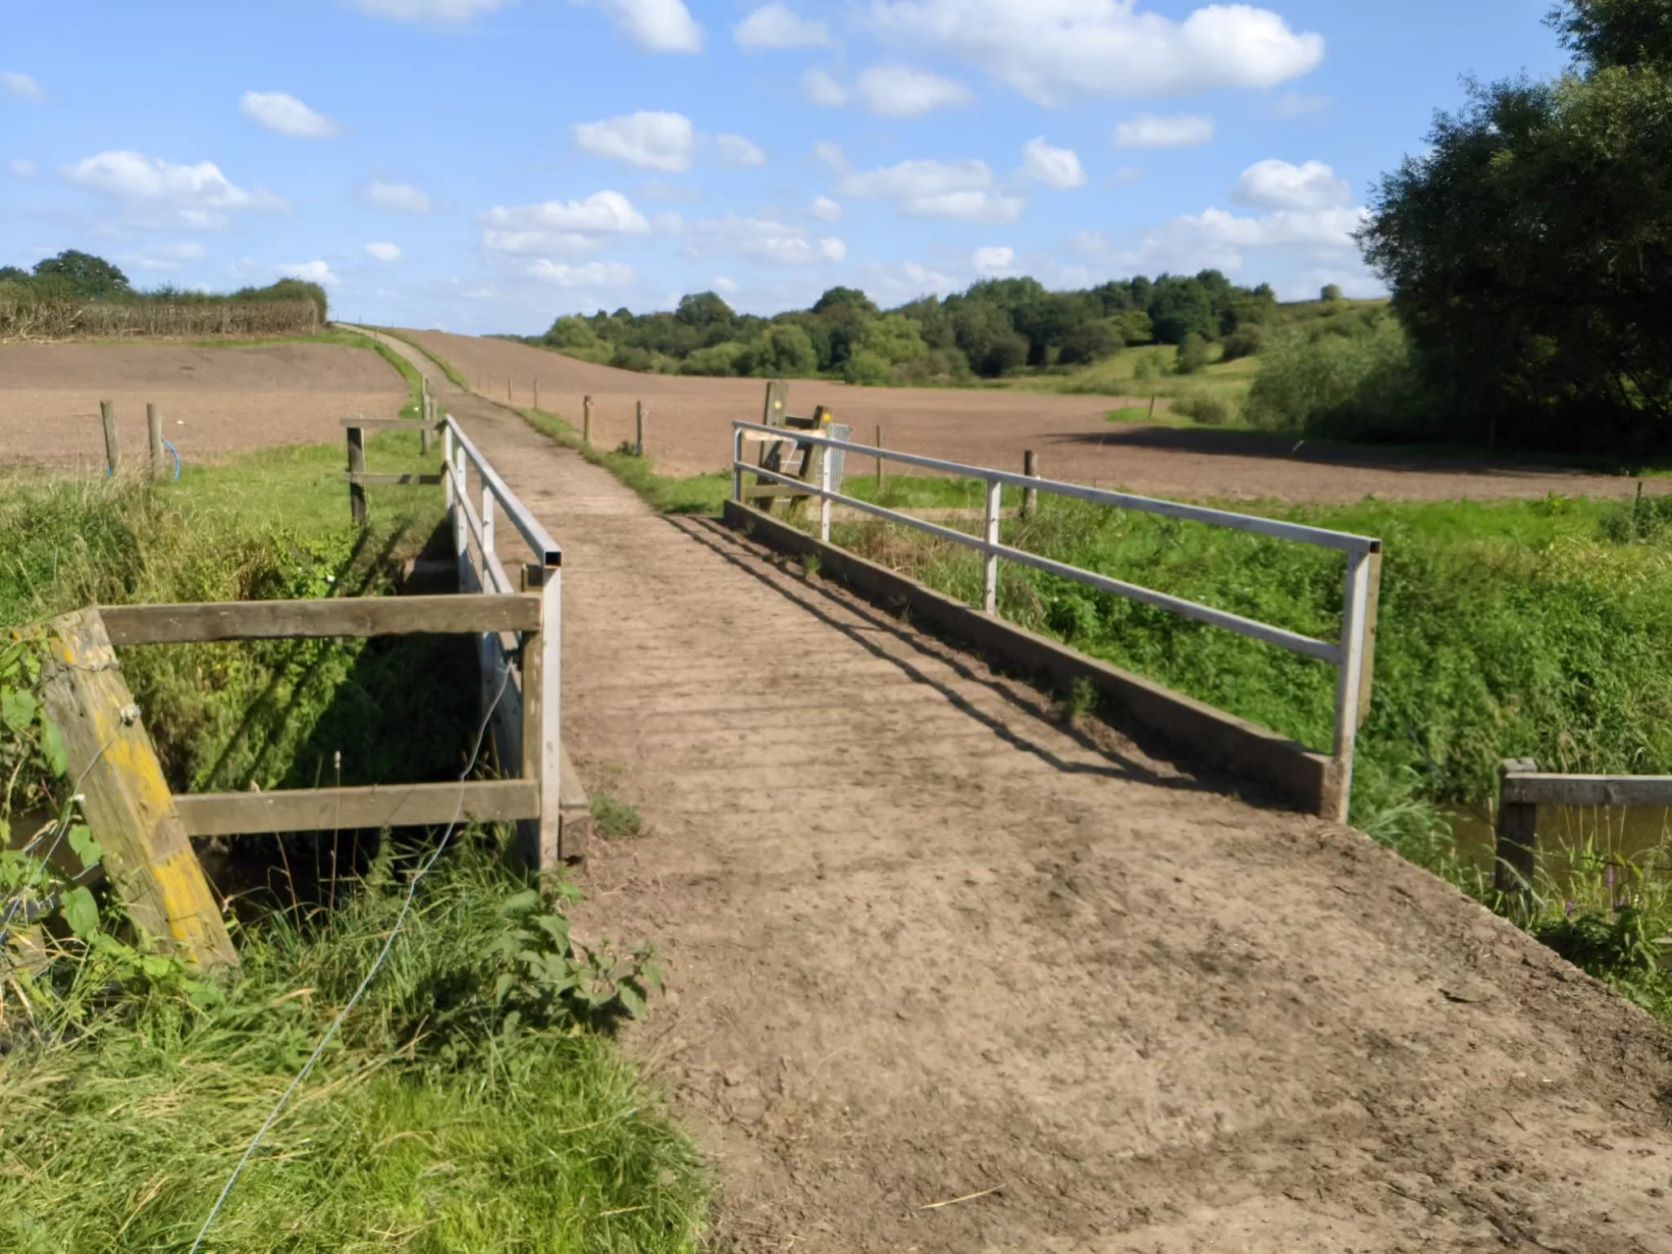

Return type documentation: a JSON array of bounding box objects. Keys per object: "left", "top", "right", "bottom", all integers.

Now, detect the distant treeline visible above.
[
  {"left": 537, "top": 271, "right": 1288, "bottom": 386},
  {"left": 0, "top": 250, "right": 327, "bottom": 341}
]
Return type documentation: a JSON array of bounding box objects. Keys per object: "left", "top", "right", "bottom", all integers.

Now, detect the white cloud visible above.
[
  {"left": 971, "top": 245, "right": 1015, "bottom": 275},
  {"left": 814, "top": 140, "right": 849, "bottom": 172},
  {"left": 62, "top": 151, "right": 287, "bottom": 228},
  {"left": 350, "top": 0, "right": 511, "bottom": 19},
  {"left": 1021, "top": 137, "right": 1085, "bottom": 189},
  {"left": 363, "top": 180, "right": 432, "bottom": 213},
  {"left": 713, "top": 275, "right": 739, "bottom": 293},
  {"left": 804, "top": 68, "right": 849, "bottom": 107},
  {"left": 735, "top": 3, "right": 829, "bottom": 48},
  {"left": 529, "top": 259, "right": 636, "bottom": 287},
  {"left": 716, "top": 133, "right": 767, "bottom": 167},
  {"left": 855, "top": 64, "right": 972, "bottom": 116},
  {"left": 1234, "top": 158, "right": 1349, "bottom": 210},
  {"left": 870, "top": 0, "right": 1324, "bottom": 106},
  {"left": 277, "top": 260, "right": 339, "bottom": 286},
  {"left": 1115, "top": 112, "right": 1214, "bottom": 149},
  {"left": 810, "top": 195, "right": 842, "bottom": 221},
  {"left": 365, "top": 241, "right": 402, "bottom": 262},
  {"left": 1177, "top": 204, "right": 1367, "bottom": 251},
  {"left": 859, "top": 260, "right": 959, "bottom": 303},
  {"left": 574, "top": 111, "right": 695, "bottom": 172},
  {"left": 583, "top": 0, "right": 702, "bottom": 53},
  {"left": 239, "top": 91, "right": 342, "bottom": 139},
  {"left": 839, "top": 158, "right": 1025, "bottom": 224},
  {"left": 479, "top": 190, "right": 650, "bottom": 255},
  {"left": 692, "top": 215, "right": 846, "bottom": 265},
  {"left": 1273, "top": 90, "right": 1329, "bottom": 119},
  {"left": 8, "top": 159, "right": 37, "bottom": 178},
  {"left": 2, "top": 71, "right": 43, "bottom": 102},
  {"left": 127, "top": 242, "right": 208, "bottom": 272}
]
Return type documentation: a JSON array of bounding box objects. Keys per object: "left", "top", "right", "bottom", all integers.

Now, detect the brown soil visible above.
[
  {"left": 365, "top": 328, "right": 1672, "bottom": 1253},
  {"left": 401, "top": 328, "right": 1660, "bottom": 504},
  {"left": 0, "top": 342, "right": 404, "bottom": 470}
]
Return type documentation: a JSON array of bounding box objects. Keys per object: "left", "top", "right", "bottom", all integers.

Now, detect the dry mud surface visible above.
[
  {"left": 0, "top": 341, "right": 404, "bottom": 469},
  {"left": 365, "top": 328, "right": 1672, "bottom": 1253},
  {"left": 402, "top": 328, "right": 1660, "bottom": 504}
]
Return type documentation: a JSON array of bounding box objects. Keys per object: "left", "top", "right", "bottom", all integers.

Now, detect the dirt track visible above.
[
  {"left": 0, "top": 342, "right": 404, "bottom": 470},
  {"left": 402, "top": 328, "right": 1660, "bottom": 504},
  {"left": 366, "top": 328, "right": 1672, "bottom": 1252}
]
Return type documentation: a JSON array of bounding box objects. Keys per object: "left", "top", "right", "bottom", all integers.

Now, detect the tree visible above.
[
  {"left": 1359, "top": 0, "right": 1672, "bottom": 448},
  {"left": 751, "top": 323, "right": 818, "bottom": 376},
  {"left": 1147, "top": 279, "right": 1216, "bottom": 344},
  {"left": 32, "top": 250, "right": 130, "bottom": 298},
  {"left": 674, "top": 291, "right": 736, "bottom": 345},
  {"left": 1320, "top": 284, "right": 1345, "bottom": 303},
  {"left": 811, "top": 286, "right": 878, "bottom": 317},
  {"left": 0, "top": 265, "right": 28, "bottom": 283},
  {"left": 1175, "top": 332, "right": 1211, "bottom": 375},
  {"left": 951, "top": 301, "right": 1028, "bottom": 376}
]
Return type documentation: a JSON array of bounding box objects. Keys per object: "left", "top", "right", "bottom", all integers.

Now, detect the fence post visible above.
[
  {"left": 583, "top": 395, "right": 593, "bottom": 445},
  {"left": 1495, "top": 758, "right": 1540, "bottom": 898},
  {"left": 519, "top": 561, "right": 563, "bottom": 872},
  {"left": 442, "top": 419, "right": 456, "bottom": 522},
  {"left": 507, "top": 378, "right": 512, "bottom": 404},
  {"left": 763, "top": 378, "right": 788, "bottom": 426},
  {"left": 818, "top": 426, "right": 833, "bottom": 544},
  {"left": 1022, "top": 449, "right": 1039, "bottom": 520},
  {"left": 1329, "top": 544, "right": 1377, "bottom": 822},
  {"left": 533, "top": 379, "right": 539, "bottom": 410},
  {"left": 732, "top": 423, "right": 744, "bottom": 503},
  {"left": 420, "top": 382, "right": 432, "bottom": 454},
  {"left": 876, "top": 424, "right": 885, "bottom": 492},
  {"left": 147, "top": 403, "right": 165, "bottom": 480},
  {"left": 346, "top": 423, "right": 367, "bottom": 527},
  {"left": 480, "top": 485, "right": 496, "bottom": 712},
  {"left": 452, "top": 440, "right": 468, "bottom": 591},
  {"left": 983, "top": 478, "right": 1003, "bottom": 614},
  {"left": 635, "top": 401, "right": 645, "bottom": 457},
  {"left": 1357, "top": 550, "right": 1384, "bottom": 729},
  {"left": 99, "top": 401, "right": 119, "bottom": 475}
]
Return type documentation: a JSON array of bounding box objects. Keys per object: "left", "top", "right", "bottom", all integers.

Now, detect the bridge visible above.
[{"left": 354, "top": 329, "right": 1672, "bottom": 1254}]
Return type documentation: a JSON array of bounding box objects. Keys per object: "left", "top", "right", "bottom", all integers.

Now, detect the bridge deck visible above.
[{"left": 370, "top": 330, "right": 1672, "bottom": 1254}]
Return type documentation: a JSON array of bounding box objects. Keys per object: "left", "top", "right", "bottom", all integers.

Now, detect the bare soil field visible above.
[
  {"left": 0, "top": 342, "right": 405, "bottom": 470},
  {"left": 401, "top": 328, "right": 1661, "bottom": 504}
]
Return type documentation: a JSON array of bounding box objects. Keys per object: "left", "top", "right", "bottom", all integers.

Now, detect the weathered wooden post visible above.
[
  {"left": 635, "top": 400, "right": 646, "bottom": 457},
  {"left": 1022, "top": 449, "right": 1039, "bottom": 520},
  {"left": 583, "top": 395, "right": 594, "bottom": 445},
  {"left": 507, "top": 378, "right": 512, "bottom": 403},
  {"left": 420, "top": 381, "right": 432, "bottom": 454},
  {"left": 1495, "top": 758, "right": 1540, "bottom": 898},
  {"left": 1329, "top": 543, "right": 1378, "bottom": 823},
  {"left": 533, "top": 379, "right": 539, "bottom": 410},
  {"left": 519, "top": 558, "right": 564, "bottom": 870},
  {"left": 147, "top": 403, "right": 165, "bottom": 480},
  {"left": 762, "top": 378, "right": 788, "bottom": 426},
  {"left": 346, "top": 423, "right": 367, "bottom": 527},
  {"left": 982, "top": 477, "right": 1003, "bottom": 614},
  {"left": 99, "top": 401, "right": 120, "bottom": 475},
  {"left": 876, "top": 423, "right": 885, "bottom": 492},
  {"left": 41, "top": 609, "right": 237, "bottom": 970}
]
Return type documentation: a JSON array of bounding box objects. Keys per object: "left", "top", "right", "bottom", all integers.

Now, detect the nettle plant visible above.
[{"left": 490, "top": 884, "right": 664, "bottom": 1030}]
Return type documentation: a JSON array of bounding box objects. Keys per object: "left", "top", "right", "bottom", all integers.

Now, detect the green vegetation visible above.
[
  {"left": 518, "top": 406, "right": 731, "bottom": 515},
  {"left": 591, "top": 793, "right": 646, "bottom": 839},
  {"left": 375, "top": 326, "right": 471, "bottom": 392}
]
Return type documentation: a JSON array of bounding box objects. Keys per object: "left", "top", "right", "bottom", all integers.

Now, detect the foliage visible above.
[
  {"left": 1244, "top": 313, "right": 1424, "bottom": 438},
  {"left": 1171, "top": 393, "right": 1233, "bottom": 425},
  {"left": 1174, "top": 331, "right": 1211, "bottom": 375},
  {"left": 31, "top": 249, "right": 131, "bottom": 298},
  {"left": 590, "top": 793, "right": 646, "bottom": 839}
]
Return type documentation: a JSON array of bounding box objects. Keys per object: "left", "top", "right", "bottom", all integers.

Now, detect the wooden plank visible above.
[
  {"left": 347, "top": 425, "right": 367, "bottom": 526},
  {"left": 175, "top": 779, "right": 538, "bottom": 836},
  {"left": 41, "top": 609, "right": 236, "bottom": 970},
  {"left": 1495, "top": 758, "right": 1541, "bottom": 895},
  {"left": 342, "top": 472, "right": 445, "bottom": 486},
  {"left": 102, "top": 593, "right": 541, "bottom": 645},
  {"left": 1502, "top": 773, "right": 1672, "bottom": 808}
]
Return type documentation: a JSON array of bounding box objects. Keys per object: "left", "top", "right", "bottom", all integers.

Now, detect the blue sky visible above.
[{"left": 1, "top": 0, "right": 1569, "bottom": 332}]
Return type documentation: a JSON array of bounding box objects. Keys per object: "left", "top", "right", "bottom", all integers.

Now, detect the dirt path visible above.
[
  {"left": 363, "top": 329, "right": 1672, "bottom": 1253},
  {"left": 398, "top": 327, "right": 1663, "bottom": 505}
]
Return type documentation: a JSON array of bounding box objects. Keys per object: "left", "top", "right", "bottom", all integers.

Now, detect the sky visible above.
[{"left": 1, "top": 0, "right": 1571, "bottom": 333}]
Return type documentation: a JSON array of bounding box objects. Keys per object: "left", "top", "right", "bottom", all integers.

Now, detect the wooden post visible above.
[
  {"left": 41, "top": 609, "right": 236, "bottom": 970},
  {"left": 507, "top": 378, "right": 512, "bottom": 403},
  {"left": 346, "top": 424, "right": 367, "bottom": 527},
  {"left": 635, "top": 401, "right": 645, "bottom": 457},
  {"left": 763, "top": 378, "right": 789, "bottom": 427},
  {"left": 99, "top": 401, "right": 119, "bottom": 475},
  {"left": 876, "top": 423, "right": 885, "bottom": 492},
  {"left": 1022, "top": 449, "right": 1039, "bottom": 520},
  {"left": 1329, "top": 546, "right": 1375, "bottom": 823},
  {"left": 420, "top": 382, "right": 432, "bottom": 454},
  {"left": 1148, "top": 394, "right": 1158, "bottom": 420},
  {"left": 533, "top": 379, "right": 539, "bottom": 410},
  {"left": 582, "top": 395, "right": 594, "bottom": 445},
  {"left": 1495, "top": 758, "right": 1540, "bottom": 897},
  {"left": 519, "top": 562, "right": 564, "bottom": 871},
  {"left": 147, "top": 403, "right": 165, "bottom": 480},
  {"left": 982, "top": 479, "right": 1002, "bottom": 614},
  {"left": 1357, "top": 550, "right": 1384, "bottom": 728}
]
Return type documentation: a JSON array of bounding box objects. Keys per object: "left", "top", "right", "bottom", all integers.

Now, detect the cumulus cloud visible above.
[
  {"left": 814, "top": 140, "right": 849, "bottom": 172},
  {"left": 529, "top": 259, "right": 636, "bottom": 287},
  {"left": 363, "top": 180, "right": 432, "bottom": 213},
  {"left": 810, "top": 195, "right": 842, "bottom": 220},
  {"left": 1114, "top": 112, "right": 1214, "bottom": 149},
  {"left": 277, "top": 259, "right": 339, "bottom": 286},
  {"left": 972, "top": 245, "right": 1015, "bottom": 275},
  {"left": 804, "top": 68, "right": 849, "bottom": 107},
  {"left": 1233, "top": 158, "right": 1350, "bottom": 210},
  {"left": 869, "top": 0, "right": 1324, "bottom": 105},
  {"left": 713, "top": 274, "right": 739, "bottom": 293},
  {"left": 1, "top": 71, "right": 43, "bottom": 102},
  {"left": 8, "top": 159, "right": 37, "bottom": 178},
  {"left": 692, "top": 214, "right": 846, "bottom": 265},
  {"left": 240, "top": 91, "right": 342, "bottom": 139},
  {"left": 479, "top": 190, "right": 650, "bottom": 255},
  {"left": 365, "top": 241, "right": 402, "bottom": 261},
  {"left": 127, "top": 242, "right": 208, "bottom": 272},
  {"left": 1021, "top": 137, "right": 1085, "bottom": 189},
  {"left": 582, "top": 0, "right": 702, "bottom": 53},
  {"left": 839, "top": 158, "right": 1025, "bottom": 224},
  {"left": 1273, "top": 90, "right": 1329, "bottom": 119},
  {"left": 858, "top": 260, "right": 959, "bottom": 303},
  {"left": 716, "top": 133, "right": 767, "bottom": 167},
  {"left": 350, "top": 0, "right": 511, "bottom": 19},
  {"left": 855, "top": 65, "right": 972, "bottom": 116},
  {"left": 574, "top": 111, "right": 695, "bottom": 172},
  {"left": 735, "top": 3, "right": 829, "bottom": 48},
  {"left": 62, "top": 150, "right": 288, "bottom": 228}
]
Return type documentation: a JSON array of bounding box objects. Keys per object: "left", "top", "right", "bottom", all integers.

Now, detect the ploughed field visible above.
[
  {"left": 0, "top": 342, "right": 405, "bottom": 469},
  {"left": 402, "top": 329, "right": 1661, "bottom": 504}
]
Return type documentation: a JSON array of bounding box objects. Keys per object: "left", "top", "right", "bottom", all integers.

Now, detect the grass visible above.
[
  {"left": 373, "top": 326, "right": 471, "bottom": 392},
  {"left": 591, "top": 793, "right": 646, "bottom": 839}
]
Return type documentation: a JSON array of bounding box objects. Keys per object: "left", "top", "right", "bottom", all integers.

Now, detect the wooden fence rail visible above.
[{"left": 1495, "top": 758, "right": 1672, "bottom": 895}]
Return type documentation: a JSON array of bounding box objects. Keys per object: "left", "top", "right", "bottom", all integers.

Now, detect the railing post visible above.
[
  {"left": 1330, "top": 544, "right": 1376, "bottom": 822},
  {"left": 732, "top": 423, "right": 744, "bottom": 503},
  {"left": 818, "top": 429, "right": 833, "bottom": 543},
  {"left": 346, "top": 423, "right": 367, "bottom": 527},
  {"left": 1495, "top": 758, "right": 1540, "bottom": 899},
  {"left": 983, "top": 477, "right": 1002, "bottom": 614},
  {"left": 1022, "top": 449, "right": 1039, "bottom": 520},
  {"left": 519, "top": 561, "right": 563, "bottom": 873},
  {"left": 452, "top": 439, "right": 468, "bottom": 592}
]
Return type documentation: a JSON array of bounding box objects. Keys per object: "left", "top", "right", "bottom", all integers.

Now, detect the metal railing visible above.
[{"left": 732, "top": 420, "right": 1383, "bottom": 818}]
